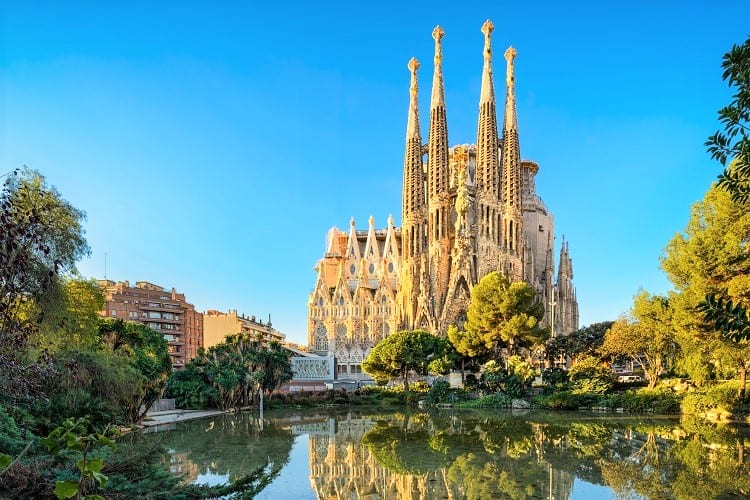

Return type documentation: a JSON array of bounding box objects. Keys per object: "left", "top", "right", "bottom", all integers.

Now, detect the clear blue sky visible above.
[{"left": 2, "top": 2, "right": 748, "bottom": 345}]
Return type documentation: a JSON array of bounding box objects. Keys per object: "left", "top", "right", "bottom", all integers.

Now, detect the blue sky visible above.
[{"left": 2, "top": 2, "right": 748, "bottom": 345}]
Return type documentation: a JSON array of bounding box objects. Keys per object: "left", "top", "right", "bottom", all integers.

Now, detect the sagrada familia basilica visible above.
[{"left": 307, "top": 21, "right": 578, "bottom": 379}]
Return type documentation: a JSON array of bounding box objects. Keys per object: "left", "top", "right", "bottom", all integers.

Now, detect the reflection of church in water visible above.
[
  {"left": 305, "top": 413, "right": 574, "bottom": 500},
  {"left": 308, "top": 20, "right": 578, "bottom": 379}
]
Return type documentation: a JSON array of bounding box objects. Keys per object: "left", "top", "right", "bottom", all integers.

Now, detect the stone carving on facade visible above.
[{"left": 292, "top": 357, "right": 333, "bottom": 380}]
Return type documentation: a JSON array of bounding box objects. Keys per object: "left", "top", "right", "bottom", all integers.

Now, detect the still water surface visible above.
[{"left": 143, "top": 408, "right": 750, "bottom": 499}]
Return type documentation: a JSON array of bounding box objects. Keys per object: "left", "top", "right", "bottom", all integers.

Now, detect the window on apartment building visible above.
[
  {"left": 148, "top": 302, "right": 160, "bottom": 308},
  {"left": 110, "top": 310, "right": 117, "bottom": 317},
  {"left": 351, "top": 364, "right": 362, "bottom": 374},
  {"left": 129, "top": 311, "right": 138, "bottom": 318},
  {"left": 148, "top": 311, "right": 161, "bottom": 319},
  {"left": 338, "top": 364, "right": 348, "bottom": 374},
  {"left": 162, "top": 312, "right": 174, "bottom": 320}
]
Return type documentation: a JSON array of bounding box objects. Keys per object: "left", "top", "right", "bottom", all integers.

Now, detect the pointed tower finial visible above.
[
  {"left": 350, "top": 216, "right": 355, "bottom": 227},
  {"left": 431, "top": 26, "right": 445, "bottom": 108},
  {"left": 406, "top": 57, "right": 420, "bottom": 139},
  {"left": 504, "top": 46, "right": 518, "bottom": 131},
  {"left": 480, "top": 20, "right": 495, "bottom": 103}
]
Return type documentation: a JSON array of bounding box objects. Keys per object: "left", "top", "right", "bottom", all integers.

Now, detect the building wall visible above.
[
  {"left": 203, "top": 309, "right": 285, "bottom": 349},
  {"left": 98, "top": 280, "right": 203, "bottom": 369}
]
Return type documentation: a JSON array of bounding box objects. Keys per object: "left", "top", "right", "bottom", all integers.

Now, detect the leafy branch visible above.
[{"left": 697, "top": 294, "right": 750, "bottom": 343}]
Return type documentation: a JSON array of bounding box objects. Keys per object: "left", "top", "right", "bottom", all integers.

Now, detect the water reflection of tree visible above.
[
  {"left": 150, "top": 412, "right": 294, "bottom": 495},
  {"left": 597, "top": 417, "right": 750, "bottom": 499},
  {"left": 358, "top": 412, "right": 750, "bottom": 499}
]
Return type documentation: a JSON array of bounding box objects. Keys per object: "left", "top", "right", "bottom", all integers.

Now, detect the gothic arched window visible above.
[{"left": 314, "top": 323, "right": 328, "bottom": 352}]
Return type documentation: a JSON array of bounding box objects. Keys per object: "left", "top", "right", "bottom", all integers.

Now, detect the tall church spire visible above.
[
  {"left": 427, "top": 26, "right": 449, "bottom": 209},
  {"left": 501, "top": 45, "right": 523, "bottom": 255},
  {"left": 476, "top": 20, "right": 500, "bottom": 199},
  {"left": 426, "top": 25, "right": 452, "bottom": 321},
  {"left": 402, "top": 57, "right": 426, "bottom": 258}
]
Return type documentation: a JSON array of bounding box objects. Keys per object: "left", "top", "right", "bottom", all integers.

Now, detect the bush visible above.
[
  {"left": 542, "top": 368, "right": 568, "bottom": 387},
  {"left": 410, "top": 381, "right": 430, "bottom": 392},
  {"left": 424, "top": 380, "right": 451, "bottom": 405},
  {"left": 605, "top": 389, "right": 681, "bottom": 413},
  {"left": 464, "top": 374, "right": 479, "bottom": 391},
  {"left": 534, "top": 391, "right": 583, "bottom": 410},
  {"left": 34, "top": 349, "right": 144, "bottom": 431},
  {"left": 681, "top": 381, "right": 750, "bottom": 418},
  {"left": 568, "top": 356, "right": 613, "bottom": 395},
  {"left": 0, "top": 405, "right": 27, "bottom": 456},
  {"left": 166, "top": 368, "right": 211, "bottom": 410},
  {"left": 455, "top": 393, "right": 512, "bottom": 409}
]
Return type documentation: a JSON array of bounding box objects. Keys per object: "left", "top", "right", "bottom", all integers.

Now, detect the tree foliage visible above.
[
  {"left": 97, "top": 319, "right": 173, "bottom": 421},
  {"left": 0, "top": 169, "right": 88, "bottom": 340},
  {"left": 707, "top": 36, "right": 750, "bottom": 203},
  {"left": 0, "top": 169, "right": 89, "bottom": 406},
  {"left": 458, "top": 272, "right": 547, "bottom": 364},
  {"left": 362, "top": 330, "right": 448, "bottom": 391},
  {"left": 546, "top": 321, "right": 613, "bottom": 364},
  {"left": 699, "top": 294, "right": 750, "bottom": 343},
  {"left": 168, "top": 333, "right": 293, "bottom": 410},
  {"left": 600, "top": 292, "right": 676, "bottom": 389},
  {"left": 662, "top": 184, "right": 750, "bottom": 395}
]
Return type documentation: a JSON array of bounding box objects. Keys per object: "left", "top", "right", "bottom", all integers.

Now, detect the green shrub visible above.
[
  {"left": 534, "top": 391, "right": 582, "bottom": 410},
  {"left": 35, "top": 349, "right": 144, "bottom": 431},
  {"left": 681, "top": 381, "right": 750, "bottom": 417},
  {"left": 455, "top": 393, "right": 512, "bottom": 409},
  {"left": 0, "top": 405, "right": 27, "bottom": 456},
  {"left": 425, "top": 380, "right": 451, "bottom": 405},
  {"left": 605, "top": 389, "right": 681, "bottom": 413},
  {"left": 542, "top": 368, "right": 569, "bottom": 387},
  {"left": 568, "top": 356, "right": 613, "bottom": 395},
  {"left": 410, "top": 381, "right": 430, "bottom": 392},
  {"left": 166, "top": 368, "right": 212, "bottom": 410},
  {"left": 464, "top": 374, "right": 479, "bottom": 391}
]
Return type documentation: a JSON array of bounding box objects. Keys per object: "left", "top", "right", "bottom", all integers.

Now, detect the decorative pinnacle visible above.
[
  {"left": 430, "top": 26, "right": 445, "bottom": 108},
  {"left": 505, "top": 46, "right": 517, "bottom": 88},
  {"left": 406, "top": 57, "right": 421, "bottom": 139},
  {"left": 408, "top": 57, "right": 420, "bottom": 97},
  {"left": 432, "top": 25, "right": 445, "bottom": 63},
  {"left": 481, "top": 20, "right": 494, "bottom": 60}
]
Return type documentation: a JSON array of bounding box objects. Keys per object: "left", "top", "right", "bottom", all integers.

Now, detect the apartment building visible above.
[
  {"left": 203, "top": 309, "right": 285, "bottom": 349},
  {"left": 98, "top": 280, "right": 203, "bottom": 368}
]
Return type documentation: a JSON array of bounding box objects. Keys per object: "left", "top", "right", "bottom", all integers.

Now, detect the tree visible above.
[
  {"left": 97, "top": 319, "right": 173, "bottom": 421},
  {"left": 362, "top": 330, "right": 448, "bottom": 392},
  {"left": 662, "top": 184, "right": 750, "bottom": 396},
  {"left": 599, "top": 292, "right": 676, "bottom": 389},
  {"left": 463, "top": 272, "right": 547, "bottom": 363},
  {"left": 30, "top": 277, "right": 104, "bottom": 351},
  {"left": 701, "top": 36, "right": 750, "bottom": 344},
  {"left": 706, "top": 36, "right": 750, "bottom": 203},
  {"left": 0, "top": 169, "right": 88, "bottom": 338},
  {"left": 170, "top": 333, "right": 292, "bottom": 410},
  {"left": 545, "top": 321, "right": 613, "bottom": 365},
  {"left": 0, "top": 168, "right": 88, "bottom": 405}
]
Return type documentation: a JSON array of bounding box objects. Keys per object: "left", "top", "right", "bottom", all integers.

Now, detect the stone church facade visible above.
[{"left": 308, "top": 21, "right": 578, "bottom": 380}]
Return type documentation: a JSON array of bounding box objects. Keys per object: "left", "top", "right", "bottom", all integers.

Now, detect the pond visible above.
[{"left": 141, "top": 408, "right": 750, "bottom": 499}]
